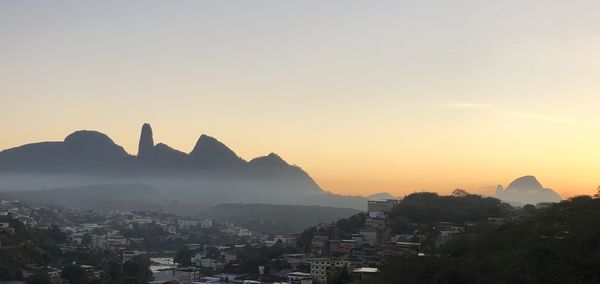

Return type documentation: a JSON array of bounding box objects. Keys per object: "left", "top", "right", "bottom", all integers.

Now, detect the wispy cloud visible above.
[
  {"left": 437, "top": 102, "right": 492, "bottom": 109},
  {"left": 437, "top": 101, "right": 575, "bottom": 124},
  {"left": 507, "top": 111, "right": 575, "bottom": 124}
]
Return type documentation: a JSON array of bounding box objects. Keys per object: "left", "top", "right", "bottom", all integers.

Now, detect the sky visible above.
[{"left": 1, "top": 1, "right": 600, "bottom": 198}]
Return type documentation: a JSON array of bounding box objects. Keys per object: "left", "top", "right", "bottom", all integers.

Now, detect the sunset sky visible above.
[{"left": 2, "top": 1, "right": 600, "bottom": 198}]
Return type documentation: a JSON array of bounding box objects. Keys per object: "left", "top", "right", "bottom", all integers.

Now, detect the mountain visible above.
[
  {"left": 495, "top": 175, "right": 562, "bottom": 205},
  {"left": 137, "top": 123, "right": 155, "bottom": 160},
  {"left": 0, "top": 124, "right": 367, "bottom": 210},
  {"left": 189, "top": 134, "right": 246, "bottom": 169},
  {"left": 0, "top": 130, "right": 130, "bottom": 172}
]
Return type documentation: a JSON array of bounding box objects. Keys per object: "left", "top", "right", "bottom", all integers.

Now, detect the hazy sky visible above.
[{"left": 2, "top": 1, "right": 600, "bottom": 198}]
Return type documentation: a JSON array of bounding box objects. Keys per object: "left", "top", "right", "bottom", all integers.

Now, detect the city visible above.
[
  {"left": 2, "top": 1, "right": 600, "bottom": 283},
  {"left": 3, "top": 188, "right": 574, "bottom": 283}
]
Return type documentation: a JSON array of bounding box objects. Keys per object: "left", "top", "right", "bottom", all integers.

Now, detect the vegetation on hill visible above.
[
  {"left": 390, "top": 190, "right": 513, "bottom": 223},
  {"left": 377, "top": 195, "right": 600, "bottom": 283},
  {"left": 204, "top": 203, "right": 359, "bottom": 234}
]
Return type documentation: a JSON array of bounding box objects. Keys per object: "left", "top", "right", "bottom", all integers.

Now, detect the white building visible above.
[
  {"left": 200, "top": 219, "right": 213, "bottom": 229},
  {"left": 178, "top": 220, "right": 198, "bottom": 229}
]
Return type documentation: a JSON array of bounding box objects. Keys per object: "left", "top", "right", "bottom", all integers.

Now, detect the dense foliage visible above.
[
  {"left": 206, "top": 203, "right": 359, "bottom": 234},
  {"left": 378, "top": 195, "right": 600, "bottom": 283},
  {"left": 390, "top": 191, "right": 513, "bottom": 223}
]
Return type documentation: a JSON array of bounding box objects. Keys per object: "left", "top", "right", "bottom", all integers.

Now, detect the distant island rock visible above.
[{"left": 495, "top": 175, "right": 562, "bottom": 205}]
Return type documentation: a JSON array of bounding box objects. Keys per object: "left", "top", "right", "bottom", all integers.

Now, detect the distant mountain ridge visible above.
[
  {"left": 0, "top": 124, "right": 371, "bottom": 209},
  {"left": 0, "top": 124, "right": 319, "bottom": 189}
]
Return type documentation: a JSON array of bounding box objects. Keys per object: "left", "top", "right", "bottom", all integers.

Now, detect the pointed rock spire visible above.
[
  {"left": 189, "top": 134, "right": 244, "bottom": 167},
  {"left": 138, "top": 123, "right": 155, "bottom": 159}
]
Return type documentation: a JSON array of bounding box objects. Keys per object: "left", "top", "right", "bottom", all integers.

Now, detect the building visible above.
[
  {"left": 487, "top": 217, "right": 505, "bottom": 226},
  {"left": 367, "top": 211, "right": 386, "bottom": 219},
  {"left": 310, "top": 258, "right": 352, "bottom": 284},
  {"left": 174, "top": 267, "right": 198, "bottom": 284},
  {"left": 284, "top": 253, "right": 308, "bottom": 269},
  {"left": 91, "top": 234, "right": 106, "bottom": 249},
  {"left": 311, "top": 232, "right": 329, "bottom": 255},
  {"left": 367, "top": 199, "right": 398, "bottom": 214},
  {"left": 122, "top": 250, "right": 145, "bottom": 263},
  {"left": 435, "top": 222, "right": 465, "bottom": 245},
  {"left": 329, "top": 239, "right": 359, "bottom": 255},
  {"left": 352, "top": 267, "right": 379, "bottom": 284},
  {"left": 274, "top": 234, "right": 292, "bottom": 245},
  {"left": 435, "top": 222, "right": 464, "bottom": 233},
  {"left": 364, "top": 218, "right": 386, "bottom": 231},
  {"left": 200, "top": 219, "right": 213, "bottom": 229},
  {"left": 358, "top": 230, "right": 377, "bottom": 246},
  {"left": 383, "top": 241, "right": 420, "bottom": 257},
  {"left": 0, "top": 222, "right": 10, "bottom": 230},
  {"left": 288, "top": 271, "right": 313, "bottom": 284},
  {"left": 178, "top": 220, "right": 198, "bottom": 229}
]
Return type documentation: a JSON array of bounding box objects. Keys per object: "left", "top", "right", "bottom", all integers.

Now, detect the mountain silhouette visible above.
[
  {"left": 189, "top": 134, "right": 246, "bottom": 169},
  {"left": 0, "top": 130, "right": 130, "bottom": 172},
  {"left": 0, "top": 124, "right": 364, "bottom": 208},
  {"left": 0, "top": 124, "right": 309, "bottom": 177},
  {"left": 495, "top": 175, "right": 562, "bottom": 205}
]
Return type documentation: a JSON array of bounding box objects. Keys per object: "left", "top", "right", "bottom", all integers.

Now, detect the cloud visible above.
[
  {"left": 438, "top": 102, "right": 492, "bottom": 109},
  {"left": 437, "top": 101, "right": 574, "bottom": 124},
  {"left": 507, "top": 111, "right": 575, "bottom": 124}
]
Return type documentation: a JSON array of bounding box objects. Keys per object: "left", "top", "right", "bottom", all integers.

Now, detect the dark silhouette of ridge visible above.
[
  {"left": 0, "top": 124, "right": 374, "bottom": 209},
  {"left": 249, "top": 153, "right": 289, "bottom": 169},
  {"left": 0, "top": 130, "right": 130, "bottom": 172},
  {"left": 0, "top": 123, "right": 324, "bottom": 190},
  {"left": 189, "top": 134, "right": 246, "bottom": 169}
]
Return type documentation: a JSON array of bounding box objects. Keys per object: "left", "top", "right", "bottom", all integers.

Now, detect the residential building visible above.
[
  {"left": 364, "top": 218, "right": 386, "bottom": 231},
  {"left": 367, "top": 199, "right": 398, "bottom": 214},
  {"left": 200, "top": 219, "right": 213, "bottom": 228},
  {"left": 329, "top": 239, "right": 359, "bottom": 255},
  {"left": 310, "top": 258, "right": 352, "bottom": 284},
  {"left": 358, "top": 230, "right": 377, "bottom": 246}
]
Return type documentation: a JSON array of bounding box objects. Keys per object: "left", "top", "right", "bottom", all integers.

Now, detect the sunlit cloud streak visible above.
[
  {"left": 506, "top": 111, "right": 575, "bottom": 124},
  {"left": 438, "top": 102, "right": 492, "bottom": 109}
]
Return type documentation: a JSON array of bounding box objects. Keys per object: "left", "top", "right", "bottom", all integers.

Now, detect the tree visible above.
[
  {"left": 81, "top": 234, "right": 92, "bottom": 246},
  {"left": 594, "top": 186, "right": 600, "bottom": 199},
  {"left": 26, "top": 271, "right": 51, "bottom": 284},
  {"left": 377, "top": 195, "right": 600, "bottom": 283},
  {"left": 327, "top": 266, "right": 353, "bottom": 284},
  {"left": 452, "top": 189, "right": 469, "bottom": 197},
  {"left": 389, "top": 216, "right": 415, "bottom": 234},
  {"left": 123, "top": 256, "right": 153, "bottom": 283},
  {"left": 61, "top": 264, "right": 88, "bottom": 284},
  {"left": 174, "top": 248, "right": 193, "bottom": 267}
]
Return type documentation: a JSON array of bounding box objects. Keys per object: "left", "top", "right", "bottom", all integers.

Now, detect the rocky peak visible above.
[
  {"left": 249, "top": 153, "right": 289, "bottom": 168},
  {"left": 138, "top": 123, "right": 155, "bottom": 158},
  {"left": 64, "top": 130, "right": 127, "bottom": 158},
  {"left": 189, "top": 134, "right": 244, "bottom": 167},
  {"left": 506, "top": 175, "right": 543, "bottom": 191}
]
